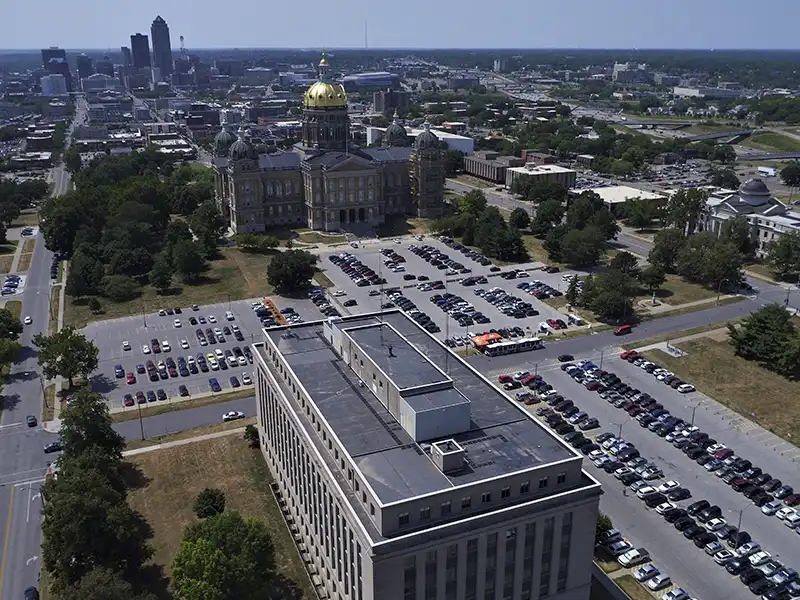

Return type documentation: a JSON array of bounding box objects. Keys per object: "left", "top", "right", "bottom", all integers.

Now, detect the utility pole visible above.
[{"left": 137, "top": 402, "right": 145, "bottom": 440}]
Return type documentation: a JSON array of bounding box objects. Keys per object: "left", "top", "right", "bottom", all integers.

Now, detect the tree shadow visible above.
[
  {"left": 137, "top": 564, "right": 170, "bottom": 600},
  {"left": 183, "top": 273, "right": 220, "bottom": 287},
  {"left": 121, "top": 461, "right": 151, "bottom": 491},
  {"left": 153, "top": 286, "right": 184, "bottom": 296},
  {"left": 0, "top": 393, "right": 22, "bottom": 413},
  {"left": 88, "top": 373, "right": 116, "bottom": 394},
  {"left": 268, "top": 573, "right": 305, "bottom": 600}
]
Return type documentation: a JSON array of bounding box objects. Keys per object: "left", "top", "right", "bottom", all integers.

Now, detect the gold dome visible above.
[{"left": 304, "top": 80, "right": 347, "bottom": 109}]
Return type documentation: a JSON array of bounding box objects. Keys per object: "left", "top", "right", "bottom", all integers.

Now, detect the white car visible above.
[
  {"left": 242, "top": 373, "right": 252, "bottom": 385},
  {"left": 618, "top": 548, "right": 650, "bottom": 567},
  {"left": 332, "top": 290, "right": 347, "bottom": 297},
  {"left": 187, "top": 355, "right": 195, "bottom": 364},
  {"left": 237, "top": 356, "right": 247, "bottom": 367},
  {"left": 222, "top": 411, "right": 245, "bottom": 422},
  {"left": 776, "top": 507, "right": 796, "bottom": 520},
  {"left": 512, "top": 371, "right": 530, "bottom": 381},
  {"left": 214, "top": 328, "right": 223, "bottom": 337},
  {"left": 657, "top": 480, "right": 681, "bottom": 494},
  {"left": 635, "top": 486, "right": 657, "bottom": 499},
  {"left": 633, "top": 564, "right": 659, "bottom": 582},
  {"left": 23, "top": 316, "right": 32, "bottom": 324},
  {"left": 588, "top": 449, "right": 606, "bottom": 460},
  {"left": 180, "top": 339, "right": 190, "bottom": 349},
  {"left": 208, "top": 315, "right": 217, "bottom": 323},
  {"left": 161, "top": 340, "right": 171, "bottom": 352},
  {"left": 761, "top": 500, "right": 783, "bottom": 516},
  {"left": 706, "top": 443, "right": 726, "bottom": 455},
  {"left": 704, "top": 518, "right": 727, "bottom": 532},
  {"left": 209, "top": 358, "right": 219, "bottom": 370},
  {"left": 122, "top": 341, "right": 131, "bottom": 351},
  {"left": 677, "top": 383, "right": 695, "bottom": 393},
  {"left": 749, "top": 551, "right": 772, "bottom": 567},
  {"left": 656, "top": 502, "right": 676, "bottom": 515},
  {"left": 215, "top": 348, "right": 225, "bottom": 360},
  {"left": 142, "top": 344, "right": 151, "bottom": 354},
  {"left": 173, "top": 319, "right": 182, "bottom": 328},
  {"left": 593, "top": 456, "right": 611, "bottom": 468},
  {"left": 713, "top": 549, "right": 735, "bottom": 564},
  {"left": 656, "top": 371, "right": 673, "bottom": 381},
  {"left": 646, "top": 573, "right": 672, "bottom": 591},
  {"left": 663, "top": 589, "right": 689, "bottom": 600},
  {"left": 734, "top": 542, "right": 761, "bottom": 558},
  {"left": 784, "top": 512, "right": 800, "bottom": 528}
]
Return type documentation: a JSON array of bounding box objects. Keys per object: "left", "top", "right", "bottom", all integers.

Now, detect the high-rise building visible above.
[
  {"left": 95, "top": 55, "right": 115, "bottom": 77},
  {"left": 41, "top": 74, "right": 68, "bottom": 96},
  {"left": 150, "top": 15, "right": 173, "bottom": 77},
  {"left": 253, "top": 311, "right": 601, "bottom": 600},
  {"left": 130, "top": 33, "right": 151, "bottom": 69},
  {"left": 121, "top": 46, "right": 132, "bottom": 67},
  {"left": 41, "top": 47, "right": 72, "bottom": 92},
  {"left": 76, "top": 53, "right": 93, "bottom": 79}
]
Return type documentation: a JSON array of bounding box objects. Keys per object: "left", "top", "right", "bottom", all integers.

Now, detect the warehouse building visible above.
[{"left": 254, "top": 310, "right": 601, "bottom": 600}]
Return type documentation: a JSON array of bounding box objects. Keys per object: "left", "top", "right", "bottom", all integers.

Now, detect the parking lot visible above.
[
  {"left": 318, "top": 237, "right": 581, "bottom": 343},
  {"left": 84, "top": 297, "right": 319, "bottom": 409},
  {"left": 501, "top": 352, "right": 800, "bottom": 600}
]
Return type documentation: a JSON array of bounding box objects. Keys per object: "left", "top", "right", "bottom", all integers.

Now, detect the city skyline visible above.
[{"left": 2, "top": 0, "right": 800, "bottom": 50}]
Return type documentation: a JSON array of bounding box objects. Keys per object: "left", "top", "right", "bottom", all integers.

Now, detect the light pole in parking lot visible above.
[
  {"left": 137, "top": 402, "right": 145, "bottom": 441},
  {"left": 731, "top": 503, "right": 751, "bottom": 549},
  {"left": 687, "top": 403, "right": 699, "bottom": 426},
  {"left": 610, "top": 417, "right": 633, "bottom": 438}
]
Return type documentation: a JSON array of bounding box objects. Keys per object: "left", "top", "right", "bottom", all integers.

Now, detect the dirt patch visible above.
[
  {"left": 17, "top": 252, "right": 33, "bottom": 272},
  {"left": 21, "top": 239, "right": 36, "bottom": 253}
]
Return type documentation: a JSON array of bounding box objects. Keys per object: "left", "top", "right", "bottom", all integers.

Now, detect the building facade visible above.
[
  {"left": 253, "top": 311, "right": 601, "bottom": 600},
  {"left": 699, "top": 178, "right": 800, "bottom": 256},
  {"left": 212, "top": 55, "right": 446, "bottom": 234},
  {"left": 41, "top": 74, "right": 68, "bottom": 97},
  {"left": 464, "top": 152, "right": 525, "bottom": 184},
  {"left": 505, "top": 165, "right": 577, "bottom": 191},
  {"left": 130, "top": 34, "right": 151, "bottom": 69},
  {"left": 76, "top": 53, "right": 93, "bottom": 80},
  {"left": 150, "top": 15, "right": 173, "bottom": 77},
  {"left": 41, "top": 47, "right": 73, "bottom": 92}
]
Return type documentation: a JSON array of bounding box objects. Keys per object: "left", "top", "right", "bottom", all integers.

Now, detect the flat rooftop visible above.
[
  {"left": 571, "top": 184, "right": 666, "bottom": 204},
  {"left": 263, "top": 311, "right": 575, "bottom": 505}
]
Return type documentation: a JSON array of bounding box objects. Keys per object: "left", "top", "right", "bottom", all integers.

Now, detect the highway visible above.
[{"left": 0, "top": 102, "right": 85, "bottom": 599}]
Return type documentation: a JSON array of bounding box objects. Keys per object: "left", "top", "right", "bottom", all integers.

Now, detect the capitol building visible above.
[{"left": 212, "top": 55, "right": 447, "bottom": 233}]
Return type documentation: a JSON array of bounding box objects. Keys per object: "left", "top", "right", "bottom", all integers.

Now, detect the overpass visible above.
[
  {"left": 736, "top": 151, "right": 800, "bottom": 161},
  {"left": 685, "top": 129, "right": 757, "bottom": 142}
]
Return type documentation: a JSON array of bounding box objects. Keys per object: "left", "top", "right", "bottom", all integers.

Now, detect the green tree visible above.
[
  {"left": 596, "top": 512, "right": 614, "bottom": 541},
  {"left": 59, "top": 390, "right": 125, "bottom": 460},
  {"left": 458, "top": 189, "right": 487, "bottom": 216},
  {"left": 531, "top": 199, "right": 564, "bottom": 236},
  {"left": 64, "top": 146, "right": 82, "bottom": 174},
  {"left": 587, "top": 271, "right": 637, "bottom": 321},
  {"left": 102, "top": 275, "right": 139, "bottom": 302},
  {"left": 190, "top": 201, "right": 227, "bottom": 256},
  {"left": 65, "top": 246, "right": 105, "bottom": 298},
  {"left": 648, "top": 228, "right": 686, "bottom": 271},
  {"left": 710, "top": 167, "right": 740, "bottom": 189},
  {"left": 639, "top": 264, "right": 666, "bottom": 295},
  {"left": 560, "top": 226, "right": 606, "bottom": 266},
  {"left": 475, "top": 207, "right": 507, "bottom": 257},
  {"left": 766, "top": 231, "right": 800, "bottom": 280},
  {"left": 149, "top": 251, "right": 174, "bottom": 293},
  {"left": 88, "top": 297, "right": 102, "bottom": 314},
  {"left": 780, "top": 161, "right": 800, "bottom": 188},
  {"left": 565, "top": 276, "right": 580, "bottom": 305},
  {"left": 267, "top": 250, "right": 318, "bottom": 294},
  {"left": 543, "top": 224, "right": 569, "bottom": 261},
  {"left": 59, "top": 567, "right": 157, "bottom": 600},
  {"left": 33, "top": 326, "right": 99, "bottom": 387},
  {"left": 0, "top": 307, "right": 23, "bottom": 340},
  {"left": 194, "top": 488, "right": 227, "bottom": 519},
  {"left": 664, "top": 188, "right": 708, "bottom": 235},
  {"left": 508, "top": 207, "right": 531, "bottom": 230},
  {"left": 580, "top": 273, "right": 598, "bottom": 306},
  {"left": 244, "top": 424, "right": 259, "bottom": 448},
  {"left": 173, "top": 239, "right": 208, "bottom": 283},
  {"left": 720, "top": 215, "right": 754, "bottom": 257},
  {"left": 728, "top": 304, "right": 800, "bottom": 378},
  {"left": 609, "top": 250, "right": 640, "bottom": 277},
  {"left": 171, "top": 512, "right": 276, "bottom": 600},
  {"left": 0, "top": 338, "right": 21, "bottom": 367},
  {"left": 496, "top": 226, "right": 528, "bottom": 262},
  {"left": 625, "top": 201, "right": 654, "bottom": 231}
]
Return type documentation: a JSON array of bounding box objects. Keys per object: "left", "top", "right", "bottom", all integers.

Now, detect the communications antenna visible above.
[
  {"left": 179, "top": 35, "right": 187, "bottom": 59},
  {"left": 364, "top": 22, "right": 368, "bottom": 49}
]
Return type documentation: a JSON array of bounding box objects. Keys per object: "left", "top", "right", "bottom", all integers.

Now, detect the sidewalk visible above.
[
  {"left": 122, "top": 426, "right": 245, "bottom": 456},
  {"left": 50, "top": 261, "right": 67, "bottom": 420},
  {"left": 7, "top": 234, "right": 26, "bottom": 274},
  {"left": 631, "top": 326, "right": 730, "bottom": 352},
  {"left": 636, "top": 294, "right": 739, "bottom": 315}
]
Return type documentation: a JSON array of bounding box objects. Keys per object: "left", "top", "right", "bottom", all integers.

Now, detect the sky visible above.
[{"left": 3, "top": 0, "right": 800, "bottom": 50}]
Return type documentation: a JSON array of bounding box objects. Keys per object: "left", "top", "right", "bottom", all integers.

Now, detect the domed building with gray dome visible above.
[
  {"left": 699, "top": 177, "right": 800, "bottom": 256},
  {"left": 211, "top": 54, "right": 445, "bottom": 234}
]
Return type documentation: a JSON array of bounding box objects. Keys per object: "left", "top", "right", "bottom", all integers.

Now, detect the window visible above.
[
  {"left": 501, "top": 486, "right": 510, "bottom": 499},
  {"left": 404, "top": 556, "right": 417, "bottom": 600},
  {"left": 424, "top": 550, "right": 438, "bottom": 600},
  {"left": 485, "top": 533, "right": 498, "bottom": 600},
  {"left": 441, "top": 501, "right": 452, "bottom": 516},
  {"left": 520, "top": 481, "right": 530, "bottom": 494},
  {"left": 420, "top": 507, "right": 431, "bottom": 520},
  {"left": 482, "top": 492, "right": 492, "bottom": 503},
  {"left": 503, "top": 527, "right": 517, "bottom": 599},
  {"left": 465, "top": 539, "right": 478, "bottom": 600},
  {"left": 539, "top": 477, "right": 549, "bottom": 489},
  {"left": 462, "top": 496, "right": 472, "bottom": 509},
  {"left": 557, "top": 513, "right": 573, "bottom": 592},
  {"left": 539, "top": 517, "right": 555, "bottom": 598},
  {"left": 399, "top": 513, "right": 410, "bottom": 527},
  {"left": 445, "top": 544, "right": 458, "bottom": 600},
  {"left": 557, "top": 472, "right": 567, "bottom": 485}
]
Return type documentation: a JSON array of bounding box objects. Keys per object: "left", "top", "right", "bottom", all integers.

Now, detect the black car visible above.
[
  {"left": 697, "top": 505, "right": 722, "bottom": 523},
  {"left": 178, "top": 384, "right": 189, "bottom": 397},
  {"left": 156, "top": 389, "right": 167, "bottom": 401},
  {"left": 727, "top": 531, "right": 752, "bottom": 548},
  {"left": 644, "top": 492, "right": 667, "bottom": 508},
  {"left": 44, "top": 441, "right": 62, "bottom": 453},
  {"left": 146, "top": 390, "right": 157, "bottom": 402},
  {"left": 726, "top": 559, "right": 750, "bottom": 575},
  {"left": 557, "top": 354, "right": 574, "bottom": 362},
  {"left": 667, "top": 488, "right": 692, "bottom": 501},
  {"left": 693, "top": 532, "right": 717, "bottom": 548},
  {"left": 683, "top": 525, "right": 705, "bottom": 539},
  {"left": 674, "top": 516, "right": 696, "bottom": 531},
  {"left": 26, "top": 415, "right": 37, "bottom": 427},
  {"left": 687, "top": 499, "right": 710, "bottom": 516},
  {"left": 663, "top": 507, "right": 687, "bottom": 523},
  {"left": 740, "top": 569, "right": 766, "bottom": 586},
  {"left": 230, "top": 376, "right": 241, "bottom": 388},
  {"left": 24, "top": 587, "right": 39, "bottom": 600}
]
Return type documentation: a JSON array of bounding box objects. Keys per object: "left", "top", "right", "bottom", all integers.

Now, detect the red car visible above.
[
  {"left": 783, "top": 494, "right": 800, "bottom": 507},
  {"left": 715, "top": 448, "right": 734, "bottom": 460},
  {"left": 614, "top": 325, "right": 633, "bottom": 336},
  {"left": 126, "top": 372, "right": 136, "bottom": 384},
  {"left": 620, "top": 350, "right": 637, "bottom": 359},
  {"left": 498, "top": 374, "right": 513, "bottom": 383},
  {"left": 585, "top": 380, "right": 602, "bottom": 391},
  {"left": 123, "top": 393, "right": 134, "bottom": 407}
]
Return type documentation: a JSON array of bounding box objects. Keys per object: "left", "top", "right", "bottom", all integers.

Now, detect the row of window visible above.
[{"left": 395, "top": 474, "right": 568, "bottom": 529}]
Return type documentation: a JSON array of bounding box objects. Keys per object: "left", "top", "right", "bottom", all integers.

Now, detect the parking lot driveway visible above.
[
  {"left": 538, "top": 360, "right": 800, "bottom": 581},
  {"left": 84, "top": 299, "right": 267, "bottom": 407},
  {"left": 319, "top": 239, "right": 581, "bottom": 340}
]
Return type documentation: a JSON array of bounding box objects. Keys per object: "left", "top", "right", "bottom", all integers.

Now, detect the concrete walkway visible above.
[
  {"left": 50, "top": 261, "right": 67, "bottom": 420},
  {"left": 631, "top": 327, "right": 730, "bottom": 352},
  {"left": 122, "top": 426, "right": 245, "bottom": 456},
  {"left": 637, "top": 294, "right": 739, "bottom": 315},
  {"left": 8, "top": 236, "right": 26, "bottom": 274}
]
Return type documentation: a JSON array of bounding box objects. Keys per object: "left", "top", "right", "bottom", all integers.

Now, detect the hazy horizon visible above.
[{"left": 3, "top": 0, "right": 800, "bottom": 51}]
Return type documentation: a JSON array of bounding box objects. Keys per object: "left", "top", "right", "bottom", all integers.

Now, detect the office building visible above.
[
  {"left": 130, "top": 33, "right": 151, "bottom": 69},
  {"left": 216, "top": 59, "right": 245, "bottom": 77},
  {"left": 254, "top": 310, "right": 601, "bottom": 600},
  {"left": 95, "top": 55, "right": 115, "bottom": 77},
  {"left": 76, "top": 53, "right": 93, "bottom": 79},
  {"left": 464, "top": 151, "right": 525, "bottom": 184},
  {"left": 505, "top": 164, "right": 577, "bottom": 191},
  {"left": 121, "top": 46, "right": 132, "bottom": 67},
  {"left": 611, "top": 63, "right": 652, "bottom": 85},
  {"left": 41, "top": 47, "right": 72, "bottom": 91},
  {"left": 493, "top": 58, "right": 508, "bottom": 73},
  {"left": 41, "top": 74, "right": 68, "bottom": 97},
  {"left": 373, "top": 88, "right": 411, "bottom": 114},
  {"left": 342, "top": 72, "right": 400, "bottom": 92},
  {"left": 150, "top": 15, "right": 173, "bottom": 77}
]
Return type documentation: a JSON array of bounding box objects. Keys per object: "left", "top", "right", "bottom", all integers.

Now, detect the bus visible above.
[{"left": 485, "top": 338, "right": 544, "bottom": 357}]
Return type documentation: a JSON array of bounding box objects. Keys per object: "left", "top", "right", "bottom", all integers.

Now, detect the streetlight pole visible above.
[
  {"left": 137, "top": 402, "right": 145, "bottom": 441},
  {"left": 599, "top": 349, "right": 605, "bottom": 371},
  {"left": 690, "top": 404, "right": 698, "bottom": 426}
]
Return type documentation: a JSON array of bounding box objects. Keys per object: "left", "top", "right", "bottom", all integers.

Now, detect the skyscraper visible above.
[
  {"left": 121, "top": 46, "right": 132, "bottom": 67},
  {"left": 41, "top": 47, "right": 72, "bottom": 91},
  {"left": 76, "top": 53, "right": 93, "bottom": 79},
  {"left": 130, "top": 33, "right": 151, "bottom": 69},
  {"left": 150, "top": 16, "right": 173, "bottom": 77}
]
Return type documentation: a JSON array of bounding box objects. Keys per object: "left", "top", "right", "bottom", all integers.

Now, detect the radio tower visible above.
[
  {"left": 364, "top": 22, "right": 368, "bottom": 49},
  {"left": 179, "top": 35, "right": 187, "bottom": 59}
]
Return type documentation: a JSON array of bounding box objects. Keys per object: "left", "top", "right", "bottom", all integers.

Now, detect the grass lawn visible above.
[
  {"left": 0, "top": 255, "right": 12, "bottom": 274},
  {"left": 623, "top": 319, "right": 743, "bottom": 349},
  {"left": 65, "top": 247, "right": 274, "bottom": 329},
  {"left": 3, "top": 300, "right": 21, "bottom": 319},
  {"left": 0, "top": 240, "right": 17, "bottom": 255},
  {"left": 741, "top": 132, "right": 800, "bottom": 153},
  {"left": 113, "top": 388, "right": 256, "bottom": 423},
  {"left": 9, "top": 212, "right": 39, "bottom": 228},
  {"left": 374, "top": 215, "right": 435, "bottom": 237},
  {"left": 522, "top": 234, "right": 558, "bottom": 266},
  {"left": 125, "top": 419, "right": 254, "bottom": 451},
  {"left": 594, "top": 548, "right": 622, "bottom": 574},
  {"left": 645, "top": 338, "right": 800, "bottom": 443},
  {"left": 21, "top": 239, "right": 36, "bottom": 253},
  {"left": 17, "top": 252, "right": 33, "bottom": 272},
  {"left": 615, "top": 575, "right": 654, "bottom": 600},
  {"left": 297, "top": 231, "right": 346, "bottom": 245},
  {"left": 48, "top": 286, "right": 60, "bottom": 334},
  {"left": 745, "top": 261, "right": 779, "bottom": 282},
  {"left": 650, "top": 274, "right": 719, "bottom": 306},
  {"left": 451, "top": 174, "right": 494, "bottom": 188},
  {"left": 127, "top": 435, "right": 315, "bottom": 599},
  {"left": 313, "top": 270, "right": 335, "bottom": 288}
]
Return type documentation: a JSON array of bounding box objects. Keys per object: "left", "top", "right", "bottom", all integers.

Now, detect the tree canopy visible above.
[
  {"left": 267, "top": 250, "right": 317, "bottom": 294},
  {"left": 33, "top": 326, "right": 99, "bottom": 387},
  {"left": 728, "top": 304, "right": 800, "bottom": 378},
  {"left": 766, "top": 231, "right": 800, "bottom": 280}
]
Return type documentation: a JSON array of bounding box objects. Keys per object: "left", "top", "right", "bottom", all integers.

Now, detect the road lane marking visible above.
[{"left": 0, "top": 486, "right": 15, "bottom": 593}]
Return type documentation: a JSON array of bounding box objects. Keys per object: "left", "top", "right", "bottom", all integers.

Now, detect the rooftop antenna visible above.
[{"left": 179, "top": 35, "right": 187, "bottom": 59}]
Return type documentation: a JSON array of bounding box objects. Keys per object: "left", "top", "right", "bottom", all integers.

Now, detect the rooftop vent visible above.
[{"left": 431, "top": 439, "right": 465, "bottom": 474}]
